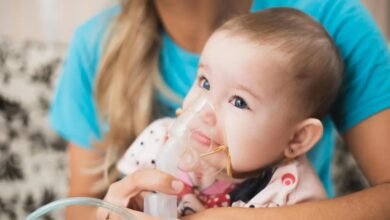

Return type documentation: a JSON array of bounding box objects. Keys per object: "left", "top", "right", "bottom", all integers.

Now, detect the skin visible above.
[
  {"left": 154, "top": 0, "right": 253, "bottom": 52},
  {"left": 68, "top": 0, "right": 390, "bottom": 219},
  {"left": 66, "top": 144, "right": 106, "bottom": 220}
]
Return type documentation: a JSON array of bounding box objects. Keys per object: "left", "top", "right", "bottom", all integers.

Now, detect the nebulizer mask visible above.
[
  {"left": 26, "top": 95, "right": 234, "bottom": 220},
  {"left": 144, "top": 95, "right": 232, "bottom": 219}
]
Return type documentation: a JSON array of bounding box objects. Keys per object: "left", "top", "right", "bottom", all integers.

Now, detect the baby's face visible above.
[{"left": 183, "top": 31, "right": 299, "bottom": 175}]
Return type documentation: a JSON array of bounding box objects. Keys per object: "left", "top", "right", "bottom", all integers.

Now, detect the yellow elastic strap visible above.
[
  {"left": 175, "top": 108, "right": 183, "bottom": 116},
  {"left": 200, "top": 145, "right": 234, "bottom": 177}
]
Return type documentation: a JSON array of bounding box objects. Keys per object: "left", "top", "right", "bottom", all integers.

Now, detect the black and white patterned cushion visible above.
[{"left": 0, "top": 38, "right": 67, "bottom": 219}]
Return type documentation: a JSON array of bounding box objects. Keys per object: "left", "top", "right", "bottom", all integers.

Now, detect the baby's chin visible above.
[{"left": 230, "top": 156, "right": 286, "bottom": 179}]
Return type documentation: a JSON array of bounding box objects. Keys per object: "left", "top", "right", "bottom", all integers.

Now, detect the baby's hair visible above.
[{"left": 217, "top": 8, "right": 344, "bottom": 119}]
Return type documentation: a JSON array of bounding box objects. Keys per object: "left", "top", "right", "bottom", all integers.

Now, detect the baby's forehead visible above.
[
  {"left": 207, "top": 31, "right": 303, "bottom": 76},
  {"left": 207, "top": 31, "right": 290, "bottom": 63},
  {"left": 204, "top": 32, "right": 292, "bottom": 78},
  {"left": 207, "top": 31, "right": 251, "bottom": 48}
]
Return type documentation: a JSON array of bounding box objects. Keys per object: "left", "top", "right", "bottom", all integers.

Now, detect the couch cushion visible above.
[{"left": 0, "top": 37, "right": 67, "bottom": 219}]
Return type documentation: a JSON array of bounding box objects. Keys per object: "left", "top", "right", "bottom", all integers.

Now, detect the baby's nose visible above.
[{"left": 200, "top": 105, "right": 217, "bottom": 126}]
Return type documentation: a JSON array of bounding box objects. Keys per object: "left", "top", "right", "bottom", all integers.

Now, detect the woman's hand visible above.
[{"left": 97, "top": 168, "right": 185, "bottom": 220}]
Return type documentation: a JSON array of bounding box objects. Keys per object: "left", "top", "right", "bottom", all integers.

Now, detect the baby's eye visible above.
[
  {"left": 198, "top": 76, "right": 210, "bottom": 90},
  {"left": 230, "top": 95, "right": 249, "bottom": 110}
]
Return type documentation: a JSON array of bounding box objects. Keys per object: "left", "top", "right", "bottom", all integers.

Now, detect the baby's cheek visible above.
[
  {"left": 224, "top": 126, "right": 268, "bottom": 171},
  {"left": 229, "top": 145, "right": 259, "bottom": 171}
]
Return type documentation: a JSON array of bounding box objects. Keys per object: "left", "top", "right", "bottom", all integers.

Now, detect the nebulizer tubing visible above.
[{"left": 26, "top": 197, "right": 137, "bottom": 220}]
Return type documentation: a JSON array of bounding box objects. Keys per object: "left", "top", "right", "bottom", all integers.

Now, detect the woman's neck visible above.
[{"left": 154, "top": 0, "right": 252, "bottom": 53}]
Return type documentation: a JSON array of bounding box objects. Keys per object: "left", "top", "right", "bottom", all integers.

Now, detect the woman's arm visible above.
[
  {"left": 183, "top": 182, "right": 390, "bottom": 220},
  {"left": 344, "top": 109, "right": 390, "bottom": 186},
  {"left": 184, "top": 109, "right": 390, "bottom": 220},
  {"left": 65, "top": 143, "right": 106, "bottom": 220}
]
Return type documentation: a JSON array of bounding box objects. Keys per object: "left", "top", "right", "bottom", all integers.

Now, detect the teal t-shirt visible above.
[{"left": 49, "top": 0, "right": 390, "bottom": 197}]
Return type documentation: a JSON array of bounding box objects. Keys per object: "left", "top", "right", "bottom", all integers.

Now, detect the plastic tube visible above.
[{"left": 26, "top": 197, "right": 137, "bottom": 220}]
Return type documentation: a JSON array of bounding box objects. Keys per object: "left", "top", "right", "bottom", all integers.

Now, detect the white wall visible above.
[
  {"left": 0, "top": 0, "right": 389, "bottom": 44},
  {"left": 0, "top": 0, "right": 115, "bottom": 43}
]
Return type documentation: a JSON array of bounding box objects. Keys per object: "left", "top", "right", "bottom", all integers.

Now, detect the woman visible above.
[{"left": 50, "top": 0, "right": 390, "bottom": 219}]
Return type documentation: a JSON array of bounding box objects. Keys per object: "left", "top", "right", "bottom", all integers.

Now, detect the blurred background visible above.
[
  {"left": 1, "top": 0, "right": 389, "bottom": 44},
  {"left": 0, "top": 0, "right": 113, "bottom": 43},
  {"left": 0, "top": 0, "right": 389, "bottom": 219}
]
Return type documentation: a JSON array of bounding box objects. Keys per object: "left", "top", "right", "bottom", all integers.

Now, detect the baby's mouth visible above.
[
  {"left": 191, "top": 129, "right": 213, "bottom": 146},
  {"left": 187, "top": 129, "right": 233, "bottom": 176}
]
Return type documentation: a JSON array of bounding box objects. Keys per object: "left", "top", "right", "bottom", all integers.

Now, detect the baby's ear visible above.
[{"left": 284, "top": 118, "right": 323, "bottom": 158}]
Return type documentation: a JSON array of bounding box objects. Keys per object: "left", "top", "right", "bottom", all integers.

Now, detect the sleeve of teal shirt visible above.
[
  {"left": 49, "top": 26, "right": 103, "bottom": 149},
  {"left": 324, "top": 0, "right": 390, "bottom": 133},
  {"left": 49, "top": 6, "right": 120, "bottom": 149}
]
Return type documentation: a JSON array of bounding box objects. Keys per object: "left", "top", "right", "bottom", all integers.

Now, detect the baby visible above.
[{"left": 117, "top": 7, "right": 343, "bottom": 216}]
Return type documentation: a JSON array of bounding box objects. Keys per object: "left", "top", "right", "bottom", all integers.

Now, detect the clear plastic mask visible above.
[
  {"left": 143, "top": 95, "right": 234, "bottom": 218},
  {"left": 158, "top": 95, "right": 231, "bottom": 180}
]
